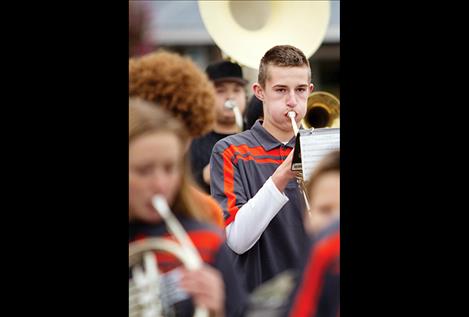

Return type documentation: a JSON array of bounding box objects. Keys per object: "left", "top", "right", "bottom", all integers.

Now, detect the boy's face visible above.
[
  {"left": 253, "top": 65, "right": 313, "bottom": 133},
  {"left": 214, "top": 81, "right": 246, "bottom": 125}
]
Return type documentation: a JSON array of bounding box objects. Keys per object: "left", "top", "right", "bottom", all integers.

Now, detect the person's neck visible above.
[
  {"left": 262, "top": 120, "right": 294, "bottom": 143},
  {"left": 214, "top": 122, "right": 239, "bottom": 134}
]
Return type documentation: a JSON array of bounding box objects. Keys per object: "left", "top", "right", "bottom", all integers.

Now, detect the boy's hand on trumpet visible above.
[{"left": 272, "top": 150, "right": 299, "bottom": 192}]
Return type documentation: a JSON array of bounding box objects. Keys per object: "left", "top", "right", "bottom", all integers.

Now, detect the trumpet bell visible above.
[{"left": 302, "top": 91, "right": 340, "bottom": 129}]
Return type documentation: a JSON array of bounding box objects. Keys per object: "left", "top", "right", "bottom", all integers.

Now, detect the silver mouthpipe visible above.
[
  {"left": 288, "top": 111, "right": 299, "bottom": 136},
  {"left": 224, "top": 99, "right": 244, "bottom": 131}
]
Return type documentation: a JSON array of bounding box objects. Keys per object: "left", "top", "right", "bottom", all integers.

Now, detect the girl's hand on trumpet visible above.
[{"left": 180, "top": 265, "right": 225, "bottom": 317}]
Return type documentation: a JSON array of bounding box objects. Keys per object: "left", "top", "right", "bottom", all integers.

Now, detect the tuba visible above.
[
  {"left": 198, "top": 0, "right": 331, "bottom": 70},
  {"left": 129, "top": 195, "right": 208, "bottom": 317}
]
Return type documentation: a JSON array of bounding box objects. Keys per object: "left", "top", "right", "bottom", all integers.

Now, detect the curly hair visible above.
[{"left": 129, "top": 50, "right": 216, "bottom": 137}]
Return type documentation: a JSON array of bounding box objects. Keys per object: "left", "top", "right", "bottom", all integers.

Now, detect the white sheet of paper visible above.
[{"left": 300, "top": 128, "right": 340, "bottom": 180}]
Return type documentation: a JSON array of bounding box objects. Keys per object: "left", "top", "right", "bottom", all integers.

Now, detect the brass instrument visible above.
[
  {"left": 302, "top": 91, "right": 340, "bottom": 129},
  {"left": 289, "top": 91, "right": 340, "bottom": 210},
  {"left": 289, "top": 92, "right": 340, "bottom": 214},
  {"left": 198, "top": 1, "right": 331, "bottom": 70},
  {"left": 288, "top": 111, "right": 311, "bottom": 210},
  {"left": 129, "top": 195, "right": 208, "bottom": 317}
]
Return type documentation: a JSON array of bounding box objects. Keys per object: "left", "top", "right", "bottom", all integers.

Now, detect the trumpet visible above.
[
  {"left": 288, "top": 91, "right": 340, "bottom": 211},
  {"left": 288, "top": 111, "right": 311, "bottom": 211},
  {"left": 302, "top": 91, "right": 340, "bottom": 129},
  {"left": 129, "top": 195, "right": 208, "bottom": 317}
]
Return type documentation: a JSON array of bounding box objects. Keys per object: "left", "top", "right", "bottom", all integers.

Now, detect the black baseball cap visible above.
[{"left": 205, "top": 60, "right": 248, "bottom": 86}]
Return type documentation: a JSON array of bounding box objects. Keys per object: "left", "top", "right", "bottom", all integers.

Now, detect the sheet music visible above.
[{"left": 299, "top": 128, "right": 340, "bottom": 180}]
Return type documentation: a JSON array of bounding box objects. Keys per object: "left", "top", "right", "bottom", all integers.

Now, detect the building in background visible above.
[{"left": 130, "top": 0, "right": 340, "bottom": 98}]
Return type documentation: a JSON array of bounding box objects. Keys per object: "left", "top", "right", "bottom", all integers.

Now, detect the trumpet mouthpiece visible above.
[
  {"left": 152, "top": 195, "right": 169, "bottom": 218},
  {"left": 224, "top": 100, "right": 237, "bottom": 110},
  {"left": 288, "top": 111, "right": 299, "bottom": 136}
]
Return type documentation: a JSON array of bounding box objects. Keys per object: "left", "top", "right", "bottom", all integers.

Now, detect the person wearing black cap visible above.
[{"left": 189, "top": 60, "right": 248, "bottom": 194}]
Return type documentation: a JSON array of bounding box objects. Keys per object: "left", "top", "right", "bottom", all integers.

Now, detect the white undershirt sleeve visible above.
[{"left": 225, "top": 176, "right": 289, "bottom": 254}]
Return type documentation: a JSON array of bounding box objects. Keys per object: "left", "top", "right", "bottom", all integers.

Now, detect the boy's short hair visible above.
[{"left": 258, "top": 45, "right": 311, "bottom": 87}]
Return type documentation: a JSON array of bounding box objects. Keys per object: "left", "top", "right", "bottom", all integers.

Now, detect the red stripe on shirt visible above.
[
  {"left": 222, "top": 144, "right": 292, "bottom": 226},
  {"left": 289, "top": 232, "right": 340, "bottom": 317},
  {"left": 131, "top": 231, "right": 224, "bottom": 273}
]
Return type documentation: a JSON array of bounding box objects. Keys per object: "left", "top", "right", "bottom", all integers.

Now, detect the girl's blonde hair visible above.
[{"left": 129, "top": 97, "right": 211, "bottom": 223}]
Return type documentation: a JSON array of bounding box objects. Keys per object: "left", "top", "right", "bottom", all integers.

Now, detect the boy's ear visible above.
[{"left": 252, "top": 83, "right": 265, "bottom": 101}]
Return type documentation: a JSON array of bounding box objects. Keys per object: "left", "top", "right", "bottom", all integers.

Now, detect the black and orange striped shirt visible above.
[{"left": 210, "top": 120, "right": 310, "bottom": 292}]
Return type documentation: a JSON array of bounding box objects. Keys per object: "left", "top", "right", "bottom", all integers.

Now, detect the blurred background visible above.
[{"left": 129, "top": 0, "right": 340, "bottom": 98}]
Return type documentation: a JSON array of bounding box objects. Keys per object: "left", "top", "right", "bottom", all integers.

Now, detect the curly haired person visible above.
[{"left": 130, "top": 50, "right": 224, "bottom": 228}]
